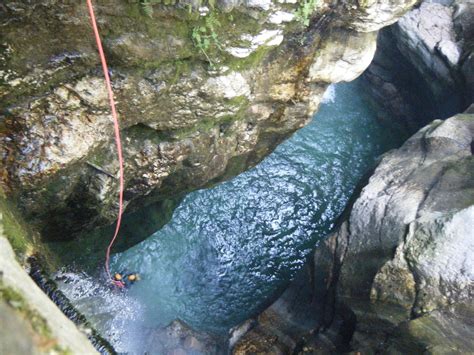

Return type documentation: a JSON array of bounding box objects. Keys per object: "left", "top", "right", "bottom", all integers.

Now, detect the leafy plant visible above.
[
  {"left": 140, "top": 0, "right": 158, "bottom": 17},
  {"left": 139, "top": 0, "right": 185, "bottom": 17},
  {"left": 294, "top": 0, "right": 320, "bottom": 27},
  {"left": 191, "top": 12, "right": 222, "bottom": 66}
]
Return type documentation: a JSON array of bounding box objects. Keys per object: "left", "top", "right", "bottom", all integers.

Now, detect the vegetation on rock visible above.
[
  {"left": 191, "top": 12, "right": 222, "bottom": 66},
  {"left": 294, "top": 0, "right": 320, "bottom": 26}
]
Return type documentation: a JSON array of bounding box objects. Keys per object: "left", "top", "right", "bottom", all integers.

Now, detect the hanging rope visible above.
[{"left": 86, "top": 0, "right": 125, "bottom": 288}]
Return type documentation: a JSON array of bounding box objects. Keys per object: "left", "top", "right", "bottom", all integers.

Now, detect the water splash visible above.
[
  {"left": 54, "top": 271, "right": 145, "bottom": 353},
  {"left": 321, "top": 84, "right": 336, "bottom": 103}
]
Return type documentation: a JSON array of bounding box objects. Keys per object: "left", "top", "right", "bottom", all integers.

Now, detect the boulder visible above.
[{"left": 142, "top": 320, "right": 226, "bottom": 354}]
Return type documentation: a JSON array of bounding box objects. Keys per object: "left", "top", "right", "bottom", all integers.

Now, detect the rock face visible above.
[
  {"left": 0, "top": 0, "right": 416, "bottom": 242},
  {"left": 232, "top": 113, "right": 474, "bottom": 353},
  {"left": 363, "top": 0, "right": 474, "bottom": 131},
  {"left": 0, "top": 237, "right": 98, "bottom": 354}
]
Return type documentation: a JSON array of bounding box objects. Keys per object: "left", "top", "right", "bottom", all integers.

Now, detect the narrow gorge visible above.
[{"left": 0, "top": 0, "right": 472, "bottom": 354}]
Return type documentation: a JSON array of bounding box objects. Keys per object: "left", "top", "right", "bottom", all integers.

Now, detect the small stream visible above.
[{"left": 56, "top": 80, "right": 406, "bottom": 353}]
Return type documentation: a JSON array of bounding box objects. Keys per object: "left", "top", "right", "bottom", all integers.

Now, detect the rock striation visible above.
[
  {"left": 0, "top": 0, "right": 416, "bottom": 243},
  {"left": 232, "top": 113, "right": 474, "bottom": 354}
]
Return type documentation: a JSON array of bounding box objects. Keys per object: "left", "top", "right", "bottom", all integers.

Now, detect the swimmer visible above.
[{"left": 112, "top": 272, "right": 140, "bottom": 288}]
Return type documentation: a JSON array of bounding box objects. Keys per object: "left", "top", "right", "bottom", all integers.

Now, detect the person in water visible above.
[{"left": 113, "top": 272, "right": 140, "bottom": 288}]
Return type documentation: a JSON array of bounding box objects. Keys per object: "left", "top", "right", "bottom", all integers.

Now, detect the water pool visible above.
[{"left": 57, "top": 80, "right": 406, "bottom": 353}]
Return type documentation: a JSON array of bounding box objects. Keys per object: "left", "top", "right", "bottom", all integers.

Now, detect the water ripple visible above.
[
  {"left": 111, "top": 81, "right": 404, "bottom": 335},
  {"left": 59, "top": 80, "right": 405, "bottom": 352}
]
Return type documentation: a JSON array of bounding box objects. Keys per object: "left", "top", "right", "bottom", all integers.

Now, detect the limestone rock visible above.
[
  {"left": 0, "top": 302, "right": 38, "bottom": 355},
  {"left": 142, "top": 320, "right": 226, "bottom": 354},
  {"left": 0, "top": 0, "right": 416, "bottom": 243},
  {"left": 395, "top": 2, "right": 460, "bottom": 86},
  {"left": 385, "top": 308, "right": 474, "bottom": 354},
  {"left": 344, "top": 0, "right": 419, "bottom": 32},
  {"left": 202, "top": 72, "right": 251, "bottom": 99},
  {"left": 308, "top": 29, "right": 377, "bottom": 83}
]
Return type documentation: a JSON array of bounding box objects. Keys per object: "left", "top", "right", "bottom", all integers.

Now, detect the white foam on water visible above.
[
  {"left": 322, "top": 84, "right": 336, "bottom": 103},
  {"left": 54, "top": 270, "right": 146, "bottom": 353}
]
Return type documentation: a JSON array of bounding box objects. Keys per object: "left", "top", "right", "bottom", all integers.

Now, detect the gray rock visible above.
[
  {"left": 142, "top": 319, "right": 226, "bottom": 354},
  {"left": 0, "top": 302, "right": 38, "bottom": 355},
  {"left": 395, "top": 2, "right": 460, "bottom": 86},
  {"left": 308, "top": 29, "right": 377, "bottom": 83},
  {"left": 362, "top": 0, "right": 473, "bottom": 130},
  {"left": 343, "top": 0, "right": 419, "bottom": 32}
]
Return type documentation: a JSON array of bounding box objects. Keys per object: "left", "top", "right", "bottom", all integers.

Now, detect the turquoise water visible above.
[
  {"left": 113, "top": 80, "right": 404, "bottom": 330},
  {"left": 56, "top": 80, "right": 405, "bottom": 352}
]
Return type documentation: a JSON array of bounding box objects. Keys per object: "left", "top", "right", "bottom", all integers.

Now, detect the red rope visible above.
[{"left": 86, "top": 0, "right": 125, "bottom": 288}]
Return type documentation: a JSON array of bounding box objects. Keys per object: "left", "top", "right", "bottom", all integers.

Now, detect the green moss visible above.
[
  {"left": 188, "top": 12, "right": 222, "bottom": 66},
  {"left": 0, "top": 281, "right": 71, "bottom": 355},
  {"left": 169, "top": 59, "right": 193, "bottom": 86},
  {"left": 294, "top": 0, "right": 320, "bottom": 26},
  {"left": 226, "top": 44, "right": 274, "bottom": 71},
  {"left": 0, "top": 187, "right": 60, "bottom": 272},
  {"left": 158, "top": 6, "right": 267, "bottom": 69},
  {"left": 98, "top": 3, "right": 197, "bottom": 68},
  {"left": 0, "top": 188, "right": 32, "bottom": 256}
]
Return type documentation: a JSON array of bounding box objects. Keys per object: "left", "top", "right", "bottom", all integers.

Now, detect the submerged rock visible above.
[
  {"left": 0, "top": 0, "right": 416, "bottom": 244},
  {"left": 232, "top": 113, "right": 474, "bottom": 353},
  {"left": 142, "top": 320, "right": 226, "bottom": 354}
]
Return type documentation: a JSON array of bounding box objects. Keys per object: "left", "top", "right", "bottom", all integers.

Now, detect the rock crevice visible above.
[{"left": 363, "top": 0, "right": 474, "bottom": 130}]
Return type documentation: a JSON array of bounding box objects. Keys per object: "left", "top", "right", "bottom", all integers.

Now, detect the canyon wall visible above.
[
  {"left": 232, "top": 2, "right": 474, "bottom": 351},
  {"left": 0, "top": 0, "right": 416, "bottom": 248},
  {"left": 363, "top": 0, "right": 474, "bottom": 130}
]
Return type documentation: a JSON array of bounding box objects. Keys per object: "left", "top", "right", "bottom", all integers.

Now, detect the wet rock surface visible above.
[
  {"left": 0, "top": 237, "right": 98, "bottom": 354},
  {"left": 143, "top": 320, "right": 226, "bottom": 354},
  {"left": 363, "top": 0, "right": 474, "bottom": 131},
  {"left": 232, "top": 113, "right": 474, "bottom": 354},
  {"left": 0, "top": 0, "right": 416, "bottom": 245}
]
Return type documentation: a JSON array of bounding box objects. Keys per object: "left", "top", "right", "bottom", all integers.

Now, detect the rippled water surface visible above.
[{"left": 57, "top": 80, "right": 405, "bottom": 352}]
